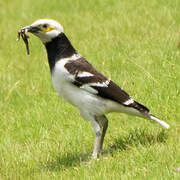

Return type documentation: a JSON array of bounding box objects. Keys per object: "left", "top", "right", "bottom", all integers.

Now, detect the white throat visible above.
[{"left": 35, "top": 30, "right": 61, "bottom": 43}]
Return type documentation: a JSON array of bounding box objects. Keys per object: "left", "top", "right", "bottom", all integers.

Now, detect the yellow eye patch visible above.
[{"left": 42, "top": 26, "right": 56, "bottom": 33}]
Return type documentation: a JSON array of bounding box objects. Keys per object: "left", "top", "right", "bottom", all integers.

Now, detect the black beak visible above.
[{"left": 21, "top": 26, "right": 40, "bottom": 33}]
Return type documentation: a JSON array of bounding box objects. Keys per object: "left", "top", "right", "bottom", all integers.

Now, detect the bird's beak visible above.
[{"left": 21, "top": 25, "right": 40, "bottom": 33}]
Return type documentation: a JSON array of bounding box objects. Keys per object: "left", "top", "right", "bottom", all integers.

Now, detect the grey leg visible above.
[{"left": 91, "top": 115, "right": 108, "bottom": 159}]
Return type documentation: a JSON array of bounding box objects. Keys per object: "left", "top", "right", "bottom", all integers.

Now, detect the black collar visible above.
[{"left": 44, "top": 33, "right": 77, "bottom": 72}]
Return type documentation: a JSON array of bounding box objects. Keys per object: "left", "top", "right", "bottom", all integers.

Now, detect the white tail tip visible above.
[{"left": 149, "top": 115, "right": 170, "bottom": 129}]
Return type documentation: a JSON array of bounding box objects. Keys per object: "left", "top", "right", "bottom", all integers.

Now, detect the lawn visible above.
[{"left": 0, "top": 0, "right": 180, "bottom": 179}]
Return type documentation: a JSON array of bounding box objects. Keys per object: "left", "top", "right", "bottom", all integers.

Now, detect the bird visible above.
[{"left": 20, "top": 19, "right": 170, "bottom": 158}]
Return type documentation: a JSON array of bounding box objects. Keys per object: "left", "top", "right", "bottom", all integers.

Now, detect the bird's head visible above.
[{"left": 21, "top": 19, "right": 64, "bottom": 43}]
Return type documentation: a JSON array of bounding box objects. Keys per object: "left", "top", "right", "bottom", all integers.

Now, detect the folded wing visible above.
[{"left": 64, "top": 57, "right": 149, "bottom": 114}]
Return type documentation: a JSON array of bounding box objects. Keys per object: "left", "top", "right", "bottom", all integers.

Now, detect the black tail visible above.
[
  {"left": 130, "top": 101, "right": 170, "bottom": 129},
  {"left": 129, "top": 101, "right": 150, "bottom": 114}
]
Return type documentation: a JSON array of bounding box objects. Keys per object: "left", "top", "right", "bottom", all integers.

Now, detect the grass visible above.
[{"left": 0, "top": 0, "right": 180, "bottom": 179}]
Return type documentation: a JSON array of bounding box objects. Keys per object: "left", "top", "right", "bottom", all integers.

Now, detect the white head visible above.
[{"left": 22, "top": 19, "right": 64, "bottom": 43}]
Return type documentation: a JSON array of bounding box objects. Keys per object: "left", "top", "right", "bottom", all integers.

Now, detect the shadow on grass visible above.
[
  {"left": 42, "top": 128, "right": 168, "bottom": 171},
  {"left": 107, "top": 128, "right": 168, "bottom": 153},
  {"left": 42, "top": 152, "right": 91, "bottom": 172}
]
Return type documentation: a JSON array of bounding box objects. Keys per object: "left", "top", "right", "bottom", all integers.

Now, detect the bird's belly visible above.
[
  {"left": 53, "top": 80, "right": 82, "bottom": 106},
  {"left": 52, "top": 73, "right": 140, "bottom": 117},
  {"left": 52, "top": 72, "right": 109, "bottom": 115}
]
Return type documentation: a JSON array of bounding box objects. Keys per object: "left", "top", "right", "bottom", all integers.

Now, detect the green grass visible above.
[{"left": 0, "top": 0, "right": 180, "bottom": 179}]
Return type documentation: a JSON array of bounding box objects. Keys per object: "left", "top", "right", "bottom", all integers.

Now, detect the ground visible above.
[{"left": 0, "top": 0, "right": 180, "bottom": 179}]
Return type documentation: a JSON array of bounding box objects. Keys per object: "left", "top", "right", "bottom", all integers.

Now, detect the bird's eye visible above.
[{"left": 43, "top": 24, "right": 48, "bottom": 28}]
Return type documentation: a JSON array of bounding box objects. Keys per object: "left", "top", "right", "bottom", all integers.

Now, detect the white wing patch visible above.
[
  {"left": 80, "top": 84, "right": 98, "bottom": 94},
  {"left": 123, "top": 98, "right": 134, "bottom": 105},
  {"left": 79, "top": 79, "right": 110, "bottom": 94},
  {"left": 77, "top": 72, "right": 94, "bottom": 78},
  {"left": 89, "top": 79, "right": 110, "bottom": 87}
]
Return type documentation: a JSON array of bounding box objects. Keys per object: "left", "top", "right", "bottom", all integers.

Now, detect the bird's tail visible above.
[
  {"left": 132, "top": 101, "right": 170, "bottom": 129},
  {"left": 148, "top": 114, "right": 170, "bottom": 129}
]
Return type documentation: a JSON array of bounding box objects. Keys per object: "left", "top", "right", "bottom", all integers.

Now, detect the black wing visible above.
[
  {"left": 65, "top": 57, "right": 131, "bottom": 104},
  {"left": 64, "top": 57, "right": 149, "bottom": 113}
]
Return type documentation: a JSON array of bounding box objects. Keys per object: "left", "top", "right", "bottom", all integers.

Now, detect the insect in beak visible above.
[{"left": 17, "top": 27, "right": 30, "bottom": 55}]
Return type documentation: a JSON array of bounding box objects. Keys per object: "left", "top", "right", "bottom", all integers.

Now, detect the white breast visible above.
[{"left": 52, "top": 59, "right": 76, "bottom": 103}]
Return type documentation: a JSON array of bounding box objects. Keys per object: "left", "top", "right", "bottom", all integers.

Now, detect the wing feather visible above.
[{"left": 64, "top": 57, "right": 149, "bottom": 113}]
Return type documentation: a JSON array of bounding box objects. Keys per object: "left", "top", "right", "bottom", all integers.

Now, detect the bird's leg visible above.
[
  {"left": 91, "top": 115, "right": 108, "bottom": 159},
  {"left": 96, "top": 115, "right": 108, "bottom": 152}
]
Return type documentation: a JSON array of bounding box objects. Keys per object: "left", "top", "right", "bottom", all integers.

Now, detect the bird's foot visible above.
[
  {"left": 92, "top": 149, "right": 104, "bottom": 159},
  {"left": 92, "top": 152, "right": 99, "bottom": 159}
]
